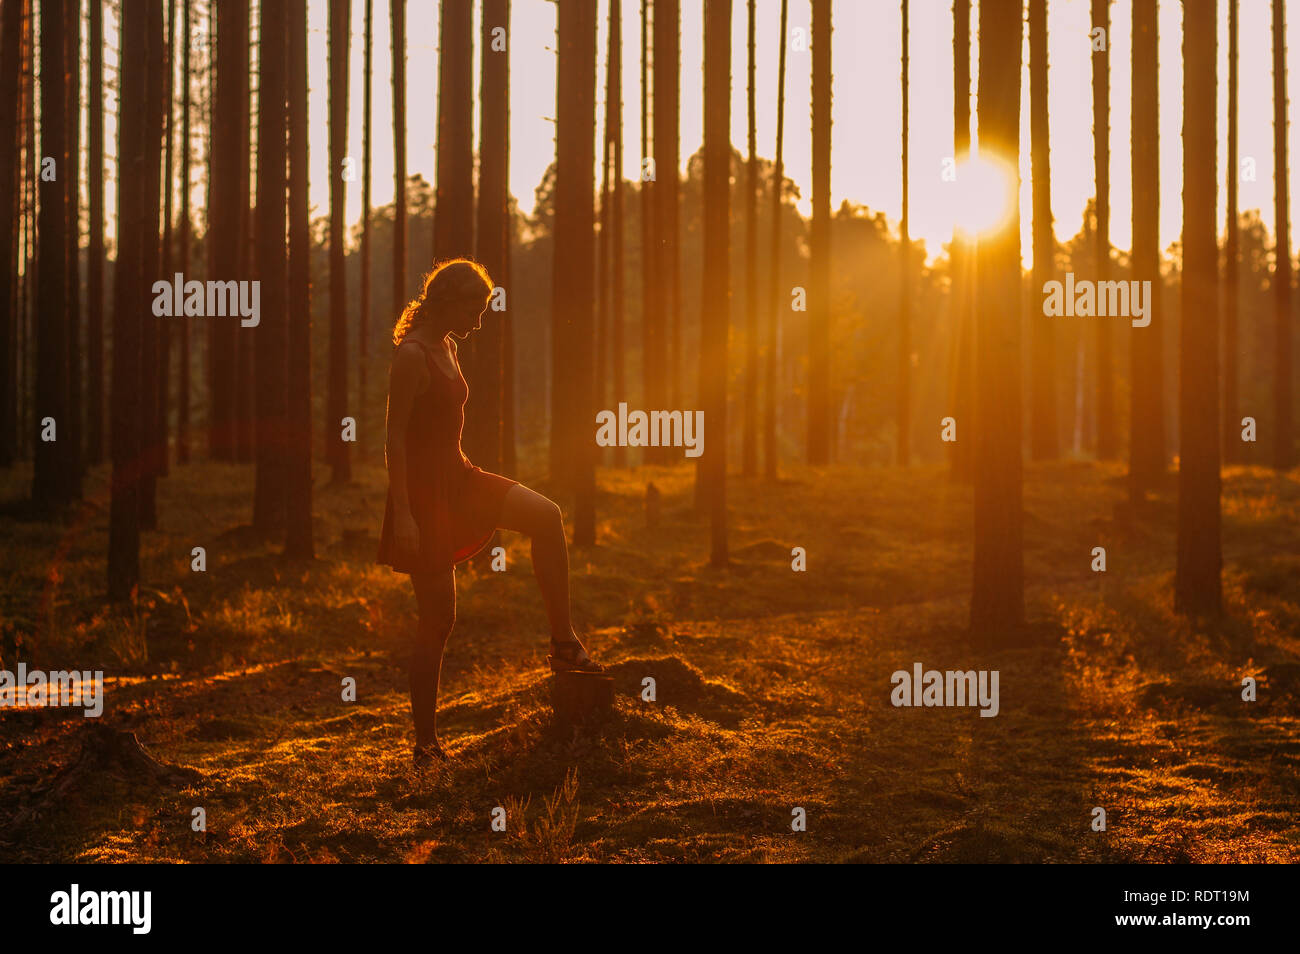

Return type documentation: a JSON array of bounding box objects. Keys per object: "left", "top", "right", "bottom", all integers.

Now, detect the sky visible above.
[{"left": 89, "top": 0, "right": 1300, "bottom": 269}]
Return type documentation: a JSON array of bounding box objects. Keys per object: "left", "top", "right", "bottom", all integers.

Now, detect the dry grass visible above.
[{"left": 0, "top": 457, "right": 1297, "bottom": 862}]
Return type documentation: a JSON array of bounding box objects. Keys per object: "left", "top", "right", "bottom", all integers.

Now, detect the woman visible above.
[{"left": 377, "top": 258, "right": 602, "bottom": 767}]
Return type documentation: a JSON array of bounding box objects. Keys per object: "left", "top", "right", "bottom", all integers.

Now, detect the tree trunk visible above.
[
  {"left": 360, "top": 0, "right": 372, "bottom": 440},
  {"left": 1175, "top": 0, "right": 1222, "bottom": 615},
  {"left": 65, "top": 0, "right": 83, "bottom": 495},
  {"left": 33, "top": 0, "right": 68, "bottom": 512},
  {"left": 176, "top": 0, "right": 190, "bottom": 463},
  {"left": 108, "top": 0, "right": 153, "bottom": 599},
  {"left": 284, "top": 0, "right": 312, "bottom": 558},
  {"left": 763, "top": 0, "right": 788, "bottom": 482},
  {"left": 898, "top": 0, "right": 910, "bottom": 467},
  {"left": 702, "top": 0, "right": 730, "bottom": 565},
  {"left": 475, "top": 0, "right": 509, "bottom": 477},
  {"left": 652, "top": 0, "right": 679, "bottom": 455},
  {"left": 639, "top": 0, "right": 656, "bottom": 469},
  {"left": 1273, "top": 0, "right": 1293, "bottom": 470},
  {"left": 157, "top": 0, "right": 174, "bottom": 482},
  {"left": 969, "top": 0, "right": 1024, "bottom": 636},
  {"left": 949, "top": 0, "right": 973, "bottom": 481},
  {"left": 1029, "top": 0, "right": 1057, "bottom": 462},
  {"left": 327, "top": 0, "right": 350, "bottom": 484},
  {"left": 137, "top": 0, "right": 165, "bottom": 530},
  {"left": 391, "top": 0, "right": 406, "bottom": 317},
  {"left": 231, "top": 0, "right": 253, "bottom": 463},
  {"left": 1092, "top": 0, "right": 1115, "bottom": 459},
  {"left": 436, "top": 0, "right": 478, "bottom": 461},
  {"left": 1130, "top": 0, "right": 1164, "bottom": 496},
  {"left": 0, "top": 0, "right": 22, "bottom": 468},
  {"left": 555, "top": 0, "right": 596, "bottom": 541},
  {"left": 741, "top": 0, "right": 757, "bottom": 478},
  {"left": 807, "top": 0, "right": 831, "bottom": 465},
  {"left": 252, "top": 0, "right": 288, "bottom": 534},
  {"left": 207, "top": 0, "right": 247, "bottom": 461},
  {"left": 610, "top": 0, "right": 625, "bottom": 470}
]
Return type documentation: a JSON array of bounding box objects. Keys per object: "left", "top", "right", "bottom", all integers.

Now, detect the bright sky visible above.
[{"left": 95, "top": 1, "right": 1300, "bottom": 268}]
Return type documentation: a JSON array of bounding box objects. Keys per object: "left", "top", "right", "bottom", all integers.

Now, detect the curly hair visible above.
[{"left": 392, "top": 258, "right": 494, "bottom": 346}]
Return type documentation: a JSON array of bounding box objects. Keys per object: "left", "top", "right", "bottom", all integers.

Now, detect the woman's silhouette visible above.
[{"left": 377, "top": 259, "right": 602, "bottom": 766}]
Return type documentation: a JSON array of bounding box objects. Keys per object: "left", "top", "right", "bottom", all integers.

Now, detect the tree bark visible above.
[
  {"left": 702, "top": 0, "right": 730, "bottom": 565},
  {"left": 1174, "top": 0, "right": 1222, "bottom": 615},
  {"left": 1029, "top": 0, "right": 1057, "bottom": 462},
  {"left": 970, "top": 0, "right": 1024, "bottom": 635},
  {"left": 807, "top": 0, "right": 831, "bottom": 465},
  {"left": 1130, "top": 0, "right": 1164, "bottom": 495},
  {"left": 1272, "top": 0, "right": 1292, "bottom": 470},
  {"left": 252, "top": 0, "right": 288, "bottom": 534},
  {"left": 327, "top": 0, "right": 351, "bottom": 484}
]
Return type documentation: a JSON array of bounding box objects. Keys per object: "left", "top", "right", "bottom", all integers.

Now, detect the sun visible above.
[{"left": 952, "top": 154, "right": 1017, "bottom": 238}]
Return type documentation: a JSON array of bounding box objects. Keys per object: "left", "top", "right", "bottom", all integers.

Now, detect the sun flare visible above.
[{"left": 952, "top": 155, "right": 1018, "bottom": 238}]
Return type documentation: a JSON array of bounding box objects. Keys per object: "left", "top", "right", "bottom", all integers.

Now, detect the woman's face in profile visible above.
[{"left": 447, "top": 296, "right": 489, "bottom": 338}]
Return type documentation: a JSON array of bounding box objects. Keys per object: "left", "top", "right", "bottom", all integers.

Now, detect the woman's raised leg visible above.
[
  {"left": 497, "top": 484, "right": 574, "bottom": 641},
  {"left": 408, "top": 566, "right": 456, "bottom": 759}
]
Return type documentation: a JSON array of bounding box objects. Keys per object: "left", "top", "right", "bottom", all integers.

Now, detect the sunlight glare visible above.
[{"left": 952, "top": 155, "right": 1017, "bottom": 239}]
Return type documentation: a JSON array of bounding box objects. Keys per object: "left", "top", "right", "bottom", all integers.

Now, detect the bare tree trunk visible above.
[
  {"left": 208, "top": 0, "right": 247, "bottom": 461},
  {"left": 898, "top": 0, "right": 910, "bottom": 467},
  {"left": 474, "top": 0, "right": 509, "bottom": 476},
  {"left": 949, "top": 0, "right": 973, "bottom": 481},
  {"left": 327, "top": 0, "right": 351, "bottom": 484},
  {"left": 176, "top": 0, "right": 190, "bottom": 463},
  {"left": 64, "top": 0, "right": 83, "bottom": 494},
  {"left": 807, "top": 0, "right": 830, "bottom": 465},
  {"left": 1091, "top": 0, "right": 1115, "bottom": 459},
  {"left": 137, "top": 0, "right": 165, "bottom": 530},
  {"left": 556, "top": 0, "right": 596, "bottom": 541},
  {"left": 284, "top": 0, "right": 312, "bottom": 558},
  {"left": 157, "top": 0, "right": 174, "bottom": 481},
  {"left": 1029, "top": 0, "right": 1057, "bottom": 462},
  {"left": 108, "top": 0, "right": 154, "bottom": 599},
  {"left": 652, "top": 0, "right": 679, "bottom": 458},
  {"left": 639, "top": 0, "right": 656, "bottom": 469},
  {"left": 360, "top": 0, "right": 372, "bottom": 439},
  {"left": 1130, "top": 0, "right": 1164, "bottom": 496},
  {"left": 1273, "top": 0, "right": 1293, "bottom": 470},
  {"left": 1175, "top": 0, "right": 1222, "bottom": 615},
  {"left": 233, "top": 1, "right": 253, "bottom": 463},
  {"left": 763, "top": 0, "right": 788, "bottom": 482},
  {"left": 610, "top": 0, "right": 625, "bottom": 469},
  {"left": 391, "top": 0, "right": 406, "bottom": 317},
  {"left": 34, "top": 0, "right": 68, "bottom": 511},
  {"left": 252, "top": 0, "right": 288, "bottom": 534},
  {"left": 0, "top": 0, "right": 22, "bottom": 467},
  {"left": 970, "top": 0, "right": 1024, "bottom": 636},
  {"left": 702, "top": 0, "right": 730, "bottom": 564},
  {"left": 740, "top": 0, "right": 757, "bottom": 477}
]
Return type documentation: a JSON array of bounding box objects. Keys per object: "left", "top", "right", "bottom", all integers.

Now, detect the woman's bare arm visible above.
[{"left": 385, "top": 342, "right": 431, "bottom": 521}]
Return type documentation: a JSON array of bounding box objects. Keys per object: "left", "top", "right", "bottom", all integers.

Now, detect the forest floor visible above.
[{"left": 0, "top": 454, "right": 1298, "bottom": 863}]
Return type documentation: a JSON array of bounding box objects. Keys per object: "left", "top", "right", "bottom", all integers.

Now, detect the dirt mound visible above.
[{"left": 604, "top": 655, "right": 750, "bottom": 723}]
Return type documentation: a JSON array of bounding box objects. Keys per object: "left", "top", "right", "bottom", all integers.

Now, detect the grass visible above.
[{"left": 0, "top": 455, "right": 1297, "bottom": 862}]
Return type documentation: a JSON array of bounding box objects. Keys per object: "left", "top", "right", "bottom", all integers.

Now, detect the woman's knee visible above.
[{"left": 502, "top": 485, "right": 563, "bottom": 539}]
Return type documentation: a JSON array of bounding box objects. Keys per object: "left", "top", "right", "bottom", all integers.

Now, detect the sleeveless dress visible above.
[{"left": 376, "top": 337, "right": 518, "bottom": 574}]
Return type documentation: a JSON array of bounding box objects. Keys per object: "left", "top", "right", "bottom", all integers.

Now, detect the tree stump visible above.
[
  {"left": 551, "top": 670, "right": 615, "bottom": 726},
  {"left": 4, "top": 725, "right": 201, "bottom": 836}
]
